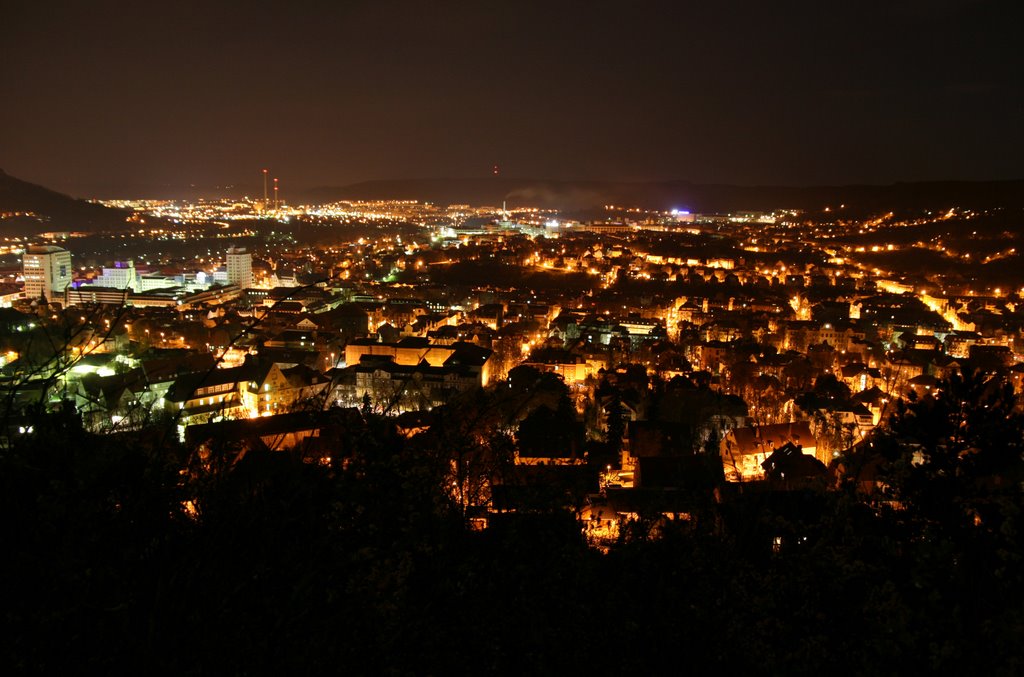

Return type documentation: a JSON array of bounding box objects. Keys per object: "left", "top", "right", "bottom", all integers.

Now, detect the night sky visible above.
[{"left": 2, "top": 0, "right": 1021, "bottom": 197}]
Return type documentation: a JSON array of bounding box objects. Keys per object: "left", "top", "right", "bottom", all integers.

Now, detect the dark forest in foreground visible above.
[{"left": 3, "top": 371, "right": 1024, "bottom": 675}]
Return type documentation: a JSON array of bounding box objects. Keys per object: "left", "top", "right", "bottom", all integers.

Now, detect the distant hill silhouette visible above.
[
  {"left": 302, "top": 178, "right": 1024, "bottom": 214},
  {"left": 4, "top": 170, "right": 1022, "bottom": 227},
  {"left": 0, "top": 169, "right": 128, "bottom": 233}
]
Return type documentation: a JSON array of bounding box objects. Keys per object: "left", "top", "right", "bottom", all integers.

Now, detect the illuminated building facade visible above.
[
  {"left": 226, "top": 246, "right": 253, "bottom": 289},
  {"left": 94, "top": 260, "right": 139, "bottom": 291},
  {"left": 22, "top": 245, "right": 72, "bottom": 301}
]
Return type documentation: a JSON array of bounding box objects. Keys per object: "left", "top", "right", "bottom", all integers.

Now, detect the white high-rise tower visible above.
[
  {"left": 23, "top": 245, "right": 73, "bottom": 301},
  {"left": 226, "top": 247, "right": 253, "bottom": 289}
]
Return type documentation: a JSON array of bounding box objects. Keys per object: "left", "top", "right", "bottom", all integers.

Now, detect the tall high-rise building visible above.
[
  {"left": 23, "top": 245, "right": 73, "bottom": 301},
  {"left": 226, "top": 246, "right": 253, "bottom": 289}
]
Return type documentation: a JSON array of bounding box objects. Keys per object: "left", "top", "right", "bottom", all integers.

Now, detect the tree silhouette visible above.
[
  {"left": 516, "top": 394, "right": 583, "bottom": 461},
  {"left": 877, "top": 371, "right": 1024, "bottom": 539}
]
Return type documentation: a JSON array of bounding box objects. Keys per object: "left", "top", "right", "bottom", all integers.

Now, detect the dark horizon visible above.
[
  {"left": 9, "top": 171, "right": 1024, "bottom": 204},
  {"left": 7, "top": 167, "right": 1024, "bottom": 216},
  {"left": 3, "top": 0, "right": 1021, "bottom": 197}
]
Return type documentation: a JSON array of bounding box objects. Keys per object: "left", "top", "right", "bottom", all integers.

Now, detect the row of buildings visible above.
[{"left": 16, "top": 245, "right": 254, "bottom": 304}]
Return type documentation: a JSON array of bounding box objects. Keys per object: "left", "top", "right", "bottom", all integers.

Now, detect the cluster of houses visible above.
[{"left": 4, "top": 223, "right": 1024, "bottom": 547}]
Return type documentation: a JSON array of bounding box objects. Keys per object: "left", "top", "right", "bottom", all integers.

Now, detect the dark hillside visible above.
[
  {"left": 302, "top": 178, "right": 1024, "bottom": 214},
  {"left": 0, "top": 169, "right": 128, "bottom": 234}
]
